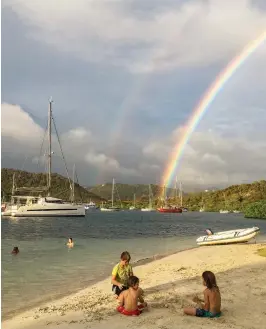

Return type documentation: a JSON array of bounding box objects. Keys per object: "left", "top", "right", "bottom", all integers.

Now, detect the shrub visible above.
[{"left": 244, "top": 201, "right": 266, "bottom": 219}]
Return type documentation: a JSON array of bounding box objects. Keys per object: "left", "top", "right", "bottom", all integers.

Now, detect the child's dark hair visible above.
[
  {"left": 120, "top": 251, "right": 131, "bottom": 262},
  {"left": 128, "top": 275, "right": 139, "bottom": 287},
  {"left": 69, "top": 237, "right": 73, "bottom": 242},
  {"left": 202, "top": 271, "right": 218, "bottom": 290}
]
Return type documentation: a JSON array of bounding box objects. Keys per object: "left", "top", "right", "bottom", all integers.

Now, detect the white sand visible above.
[{"left": 2, "top": 243, "right": 266, "bottom": 329}]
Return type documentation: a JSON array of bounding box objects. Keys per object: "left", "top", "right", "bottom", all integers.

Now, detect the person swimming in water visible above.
[
  {"left": 117, "top": 275, "right": 147, "bottom": 316},
  {"left": 11, "top": 247, "right": 19, "bottom": 255},
  {"left": 184, "top": 270, "right": 221, "bottom": 318},
  {"left": 67, "top": 237, "right": 74, "bottom": 248}
]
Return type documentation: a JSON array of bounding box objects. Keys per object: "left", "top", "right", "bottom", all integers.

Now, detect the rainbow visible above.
[{"left": 161, "top": 31, "right": 266, "bottom": 194}]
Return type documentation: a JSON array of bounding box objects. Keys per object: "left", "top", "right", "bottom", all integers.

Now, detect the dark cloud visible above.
[{"left": 1, "top": 1, "right": 266, "bottom": 187}]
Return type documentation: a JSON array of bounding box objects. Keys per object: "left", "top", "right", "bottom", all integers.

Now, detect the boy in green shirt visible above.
[{"left": 111, "top": 251, "right": 133, "bottom": 298}]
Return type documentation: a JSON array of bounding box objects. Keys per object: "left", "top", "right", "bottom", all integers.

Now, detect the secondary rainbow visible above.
[{"left": 161, "top": 31, "right": 266, "bottom": 194}]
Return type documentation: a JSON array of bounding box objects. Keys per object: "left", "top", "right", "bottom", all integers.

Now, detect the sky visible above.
[{"left": 1, "top": 0, "right": 266, "bottom": 189}]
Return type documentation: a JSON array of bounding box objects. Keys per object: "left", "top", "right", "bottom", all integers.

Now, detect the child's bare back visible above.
[
  {"left": 120, "top": 287, "right": 144, "bottom": 311},
  {"left": 184, "top": 271, "right": 222, "bottom": 318},
  {"left": 117, "top": 276, "right": 147, "bottom": 316},
  {"left": 205, "top": 286, "right": 221, "bottom": 314}
]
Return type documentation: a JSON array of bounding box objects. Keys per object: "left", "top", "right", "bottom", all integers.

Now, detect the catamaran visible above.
[{"left": 2, "top": 100, "right": 85, "bottom": 217}]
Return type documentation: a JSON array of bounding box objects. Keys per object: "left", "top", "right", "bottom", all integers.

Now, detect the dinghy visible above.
[{"left": 196, "top": 227, "right": 260, "bottom": 246}]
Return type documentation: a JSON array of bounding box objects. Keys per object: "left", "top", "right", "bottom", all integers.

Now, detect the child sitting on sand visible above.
[
  {"left": 184, "top": 271, "right": 221, "bottom": 318},
  {"left": 111, "top": 251, "right": 133, "bottom": 298},
  {"left": 117, "top": 275, "right": 147, "bottom": 316}
]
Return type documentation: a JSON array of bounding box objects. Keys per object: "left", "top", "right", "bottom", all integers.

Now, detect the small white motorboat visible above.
[
  {"left": 196, "top": 227, "right": 260, "bottom": 246},
  {"left": 219, "top": 209, "right": 230, "bottom": 214},
  {"left": 100, "top": 207, "right": 120, "bottom": 212},
  {"left": 141, "top": 208, "right": 156, "bottom": 212}
]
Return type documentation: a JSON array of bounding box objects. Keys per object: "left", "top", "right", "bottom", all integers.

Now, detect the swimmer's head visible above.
[
  {"left": 68, "top": 237, "right": 73, "bottom": 243},
  {"left": 120, "top": 251, "right": 131, "bottom": 266},
  {"left": 128, "top": 275, "right": 139, "bottom": 290},
  {"left": 12, "top": 247, "right": 19, "bottom": 254}
]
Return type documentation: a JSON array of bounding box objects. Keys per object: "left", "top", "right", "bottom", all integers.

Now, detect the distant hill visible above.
[
  {"left": 88, "top": 183, "right": 179, "bottom": 201},
  {"left": 87, "top": 183, "right": 219, "bottom": 201},
  {"left": 2, "top": 168, "right": 265, "bottom": 211},
  {"left": 88, "top": 180, "right": 266, "bottom": 211},
  {"left": 183, "top": 180, "right": 266, "bottom": 212},
  {"left": 1, "top": 168, "right": 105, "bottom": 203}
]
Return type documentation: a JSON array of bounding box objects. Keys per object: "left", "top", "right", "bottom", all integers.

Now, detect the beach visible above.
[{"left": 3, "top": 243, "right": 266, "bottom": 329}]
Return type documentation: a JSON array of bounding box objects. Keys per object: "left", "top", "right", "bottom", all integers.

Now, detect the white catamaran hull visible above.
[
  {"left": 197, "top": 227, "right": 260, "bottom": 246},
  {"left": 8, "top": 203, "right": 85, "bottom": 217}
]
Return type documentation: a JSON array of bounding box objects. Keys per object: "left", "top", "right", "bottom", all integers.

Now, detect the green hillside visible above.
[
  {"left": 182, "top": 180, "right": 266, "bottom": 212},
  {"left": 2, "top": 168, "right": 265, "bottom": 212},
  {"left": 89, "top": 180, "right": 266, "bottom": 211},
  {"left": 1, "top": 168, "right": 105, "bottom": 203}
]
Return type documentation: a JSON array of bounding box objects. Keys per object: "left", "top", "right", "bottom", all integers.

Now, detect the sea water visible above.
[{"left": 2, "top": 211, "right": 266, "bottom": 319}]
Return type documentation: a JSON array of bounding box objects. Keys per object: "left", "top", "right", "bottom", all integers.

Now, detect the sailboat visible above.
[
  {"left": 2, "top": 100, "right": 85, "bottom": 217},
  {"left": 179, "top": 182, "right": 188, "bottom": 212},
  {"left": 84, "top": 199, "right": 97, "bottom": 210},
  {"left": 129, "top": 193, "right": 137, "bottom": 210},
  {"left": 100, "top": 178, "right": 121, "bottom": 211},
  {"left": 141, "top": 185, "right": 156, "bottom": 212},
  {"left": 219, "top": 192, "right": 230, "bottom": 214},
  {"left": 157, "top": 183, "right": 182, "bottom": 213},
  {"left": 199, "top": 192, "right": 205, "bottom": 212}
]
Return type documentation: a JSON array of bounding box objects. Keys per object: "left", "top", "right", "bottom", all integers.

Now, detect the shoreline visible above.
[
  {"left": 2, "top": 242, "right": 266, "bottom": 329},
  {"left": 2, "top": 245, "right": 199, "bottom": 321}
]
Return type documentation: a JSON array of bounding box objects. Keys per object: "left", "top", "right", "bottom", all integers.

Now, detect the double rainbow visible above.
[{"left": 161, "top": 31, "right": 266, "bottom": 193}]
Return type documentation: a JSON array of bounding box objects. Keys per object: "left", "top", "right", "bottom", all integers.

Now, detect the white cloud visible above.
[
  {"left": 85, "top": 150, "right": 140, "bottom": 177},
  {"left": 64, "top": 127, "right": 91, "bottom": 140},
  {"left": 3, "top": 0, "right": 266, "bottom": 73},
  {"left": 1, "top": 103, "right": 43, "bottom": 142},
  {"left": 85, "top": 151, "right": 120, "bottom": 170},
  {"left": 142, "top": 123, "right": 266, "bottom": 186},
  {"left": 142, "top": 142, "right": 171, "bottom": 160},
  {"left": 1, "top": 102, "right": 140, "bottom": 178}
]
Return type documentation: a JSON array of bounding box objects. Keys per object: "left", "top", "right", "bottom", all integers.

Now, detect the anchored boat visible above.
[
  {"left": 196, "top": 227, "right": 260, "bottom": 246},
  {"left": 2, "top": 100, "right": 85, "bottom": 218}
]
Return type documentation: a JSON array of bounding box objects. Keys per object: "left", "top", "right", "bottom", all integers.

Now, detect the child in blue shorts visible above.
[{"left": 184, "top": 271, "right": 221, "bottom": 318}]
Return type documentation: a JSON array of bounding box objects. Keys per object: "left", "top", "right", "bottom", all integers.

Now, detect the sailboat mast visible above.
[
  {"left": 72, "top": 164, "right": 75, "bottom": 203},
  {"left": 148, "top": 185, "right": 152, "bottom": 208},
  {"left": 174, "top": 176, "right": 178, "bottom": 203},
  {"left": 111, "top": 178, "right": 115, "bottom": 207},
  {"left": 179, "top": 181, "right": 183, "bottom": 207},
  {"left": 47, "top": 99, "right": 52, "bottom": 196},
  {"left": 133, "top": 193, "right": 136, "bottom": 207},
  {"left": 164, "top": 185, "right": 167, "bottom": 206},
  {"left": 11, "top": 173, "right": 16, "bottom": 203}
]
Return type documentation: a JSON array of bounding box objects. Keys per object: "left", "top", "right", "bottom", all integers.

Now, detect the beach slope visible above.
[{"left": 3, "top": 243, "right": 266, "bottom": 329}]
